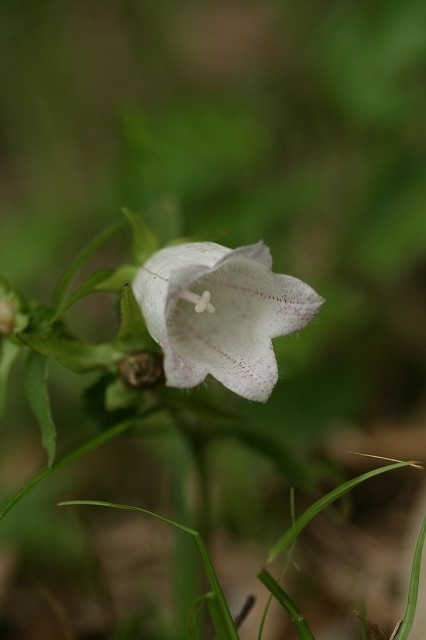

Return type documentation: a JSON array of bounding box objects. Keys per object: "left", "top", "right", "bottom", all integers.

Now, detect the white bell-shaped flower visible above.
[{"left": 132, "top": 241, "right": 323, "bottom": 402}]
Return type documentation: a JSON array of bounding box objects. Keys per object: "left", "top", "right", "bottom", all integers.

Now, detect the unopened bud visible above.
[{"left": 118, "top": 352, "right": 164, "bottom": 388}]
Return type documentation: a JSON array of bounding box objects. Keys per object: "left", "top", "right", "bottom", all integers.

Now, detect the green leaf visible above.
[
  {"left": 268, "top": 460, "right": 420, "bottom": 563},
  {"left": 49, "top": 268, "right": 113, "bottom": 323},
  {"left": 121, "top": 207, "right": 159, "bottom": 264},
  {"left": 116, "top": 283, "right": 151, "bottom": 347},
  {"left": 258, "top": 569, "right": 315, "bottom": 640},
  {"left": 24, "top": 352, "right": 56, "bottom": 467},
  {"left": 51, "top": 218, "right": 126, "bottom": 316},
  {"left": 58, "top": 500, "right": 240, "bottom": 640},
  {"left": 20, "top": 334, "right": 122, "bottom": 373},
  {"left": 0, "top": 340, "right": 20, "bottom": 416}
]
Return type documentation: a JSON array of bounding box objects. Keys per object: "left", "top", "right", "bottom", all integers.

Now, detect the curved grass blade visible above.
[
  {"left": 58, "top": 500, "right": 240, "bottom": 640},
  {"left": 51, "top": 218, "right": 126, "bottom": 314},
  {"left": 188, "top": 593, "right": 213, "bottom": 640},
  {"left": 396, "top": 516, "right": 426, "bottom": 640},
  {"left": 258, "top": 569, "right": 315, "bottom": 640},
  {"left": 0, "top": 405, "right": 161, "bottom": 522},
  {"left": 258, "top": 489, "right": 296, "bottom": 640},
  {"left": 268, "top": 461, "right": 421, "bottom": 564}
]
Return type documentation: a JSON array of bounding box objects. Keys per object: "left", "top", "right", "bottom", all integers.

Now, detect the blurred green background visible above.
[
  {"left": 0, "top": 0, "right": 425, "bottom": 636},
  {"left": 1, "top": 0, "right": 424, "bottom": 439}
]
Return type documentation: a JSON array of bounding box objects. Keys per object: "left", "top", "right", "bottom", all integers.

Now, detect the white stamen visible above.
[
  {"left": 180, "top": 289, "right": 215, "bottom": 314},
  {"left": 195, "top": 290, "right": 215, "bottom": 314}
]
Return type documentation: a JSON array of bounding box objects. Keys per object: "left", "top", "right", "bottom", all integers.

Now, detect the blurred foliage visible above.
[{"left": 0, "top": 0, "right": 425, "bottom": 635}]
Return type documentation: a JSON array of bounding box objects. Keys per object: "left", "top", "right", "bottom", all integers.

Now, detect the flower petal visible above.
[
  {"left": 133, "top": 239, "right": 323, "bottom": 402},
  {"left": 166, "top": 304, "right": 277, "bottom": 402},
  {"left": 201, "top": 261, "right": 324, "bottom": 339},
  {"left": 162, "top": 344, "right": 208, "bottom": 389}
]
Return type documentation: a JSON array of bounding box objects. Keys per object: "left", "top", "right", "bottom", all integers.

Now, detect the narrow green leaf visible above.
[
  {"left": 268, "top": 461, "right": 419, "bottom": 563},
  {"left": 258, "top": 569, "right": 315, "bottom": 640},
  {"left": 116, "top": 283, "right": 151, "bottom": 346},
  {"left": 20, "top": 334, "right": 122, "bottom": 373},
  {"left": 188, "top": 594, "right": 213, "bottom": 640},
  {"left": 51, "top": 218, "right": 126, "bottom": 313},
  {"left": 396, "top": 516, "right": 426, "bottom": 640},
  {"left": 0, "top": 340, "right": 20, "bottom": 416},
  {"left": 0, "top": 405, "right": 162, "bottom": 523},
  {"left": 24, "top": 352, "right": 56, "bottom": 467},
  {"left": 258, "top": 489, "right": 297, "bottom": 640},
  {"left": 58, "top": 500, "right": 240, "bottom": 640},
  {"left": 49, "top": 268, "right": 112, "bottom": 323},
  {"left": 121, "top": 207, "right": 159, "bottom": 264},
  {"left": 207, "top": 593, "right": 236, "bottom": 640}
]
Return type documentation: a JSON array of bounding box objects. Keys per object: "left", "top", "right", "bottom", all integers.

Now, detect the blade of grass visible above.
[
  {"left": 268, "top": 460, "right": 421, "bottom": 563},
  {"left": 395, "top": 516, "right": 426, "bottom": 640},
  {"left": 207, "top": 592, "right": 234, "bottom": 639},
  {"left": 58, "top": 500, "right": 240, "bottom": 640},
  {"left": 258, "top": 569, "right": 315, "bottom": 640},
  {"left": 258, "top": 488, "right": 296, "bottom": 640},
  {"left": 0, "top": 405, "right": 162, "bottom": 522},
  {"left": 188, "top": 594, "right": 213, "bottom": 640}
]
